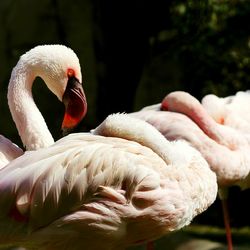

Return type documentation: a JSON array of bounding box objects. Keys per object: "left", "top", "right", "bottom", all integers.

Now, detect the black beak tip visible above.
[{"left": 62, "top": 127, "right": 72, "bottom": 137}]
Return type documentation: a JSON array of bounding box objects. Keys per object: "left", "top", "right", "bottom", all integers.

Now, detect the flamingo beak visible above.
[{"left": 61, "top": 76, "right": 87, "bottom": 135}]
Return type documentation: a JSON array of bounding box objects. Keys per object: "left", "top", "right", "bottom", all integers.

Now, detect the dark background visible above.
[{"left": 1, "top": 0, "right": 250, "bottom": 249}]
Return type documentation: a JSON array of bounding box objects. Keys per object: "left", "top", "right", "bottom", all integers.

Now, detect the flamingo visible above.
[
  {"left": 160, "top": 91, "right": 250, "bottom": 188},
  {"left": 0, "top": 113, "right": 217, "bottom": 250},
  {"left": 7, "top": 44, "right": 87, "bottom": 151},
  {"left": 0, "top": 45, "right": 218, "bottom": 249},
  {"left": 202, "top": 91, "right": 250, "bottom": 133},
  {"left": 158, "top": 91, "right": 250, "bottom": 250}
]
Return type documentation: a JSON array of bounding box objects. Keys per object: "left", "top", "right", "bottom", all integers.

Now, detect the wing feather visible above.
[{"left": 0, "top": 133, "right": 165, "bottom": 231}]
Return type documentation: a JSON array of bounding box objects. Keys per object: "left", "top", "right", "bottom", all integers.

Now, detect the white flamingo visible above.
[
  {"left": 0, "top": 46, "right": 217, "bottom": 250},
  {"left": 160, "top": 91, "right": 250, "bottom": 188},
  {"left": 160, "top": 91, "right": 250, "bottom": 250}
]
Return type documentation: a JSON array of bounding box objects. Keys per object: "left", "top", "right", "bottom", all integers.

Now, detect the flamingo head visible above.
[{"left": 22, "top": 44, "right": 87, "bottom": 132}]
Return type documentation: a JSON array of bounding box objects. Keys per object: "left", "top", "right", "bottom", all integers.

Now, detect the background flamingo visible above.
[
  {"left": 161, "top": 91, "right": 250, "bottom": 250},
  {"left": 161, "top": 91, "right": 250, "bottom": 188}
]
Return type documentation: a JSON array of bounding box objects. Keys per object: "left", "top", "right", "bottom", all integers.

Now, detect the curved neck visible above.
[
  {"left": 8, "top": 62, "right": 54, "bottom": 150},
  {"left": 162, "top": 92, "right": 238, "bottom": 147},
  {"left": 92, "top": 114, "right": 181, "bottom": 165}
]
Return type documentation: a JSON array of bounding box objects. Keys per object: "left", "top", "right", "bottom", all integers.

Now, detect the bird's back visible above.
[
  {"left": 0, "top": 111, "right": 217, "bottom": 250},
  {"left": 0, "top": 132, "right": 168, "bottom": 249}
]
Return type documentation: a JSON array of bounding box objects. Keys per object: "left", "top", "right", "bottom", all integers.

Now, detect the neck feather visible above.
[
  {"left": 92, "top": 114, "right": 180, "bottom": 165},
  {"left": 164, "top": 92, "right": 236, "bottom": 147},
  {"left": 8, "top": 61, "right": 54, "bottom": 150}
]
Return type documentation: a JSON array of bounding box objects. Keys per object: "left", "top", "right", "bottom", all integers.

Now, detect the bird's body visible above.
[{"left": 0, "top": 114, "right": 217, "bottom": 250}]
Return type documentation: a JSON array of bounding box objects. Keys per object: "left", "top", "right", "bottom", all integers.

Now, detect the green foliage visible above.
[{"left": 136, "top": 0, "right": 250, "bottom": 109}]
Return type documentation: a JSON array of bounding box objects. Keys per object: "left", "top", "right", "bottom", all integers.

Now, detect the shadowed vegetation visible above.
[{"left": 1, "top": 0, "right": 250, "bottom": 249}]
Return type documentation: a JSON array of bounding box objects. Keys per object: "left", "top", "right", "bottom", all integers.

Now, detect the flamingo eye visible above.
[{"left": 67, "top": 68, "right": 75, "bottom": 78}]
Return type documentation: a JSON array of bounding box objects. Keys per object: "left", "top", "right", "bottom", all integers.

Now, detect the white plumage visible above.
[
  {"left": 0, "top": 114, "right": 217, "bottom": 250},
  {"left": 161, "top": 91, "right": 250, "bottom": 189},
  {"left": 7, "top": 44, "right": 85, "bottom": 150}
]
